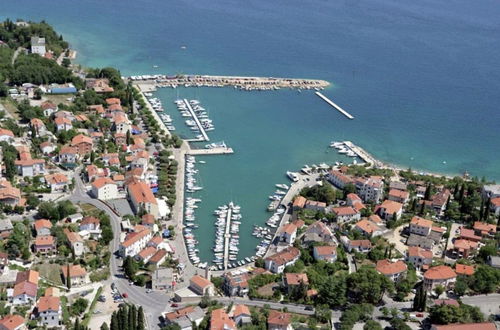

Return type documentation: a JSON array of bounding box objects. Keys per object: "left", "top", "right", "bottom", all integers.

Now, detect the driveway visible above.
[{"left": 383, "top": 224, "right": 408, "bottom": 255}]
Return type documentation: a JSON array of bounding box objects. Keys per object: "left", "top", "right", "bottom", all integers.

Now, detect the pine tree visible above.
[
  {"left": 137, "top": 306, "right": 145, "bottom": 330},
  {"left": 100, "top": 323, "right": 110, "bottom": 330}
]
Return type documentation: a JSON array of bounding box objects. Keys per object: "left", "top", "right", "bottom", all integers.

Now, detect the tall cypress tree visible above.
[
  {"left": 100, "top": 323, "right": 109, "bottom": 330},
  {"left": 129, "top": 304, "right": 137, "bottom": 330},
  {"left": 66, "top": 264, "right": 71, "bottom": 289},
  {"left": 111, "top": 311, "right": 119, "bottom": 330},
  {"left": 137, "top": 306, "right": 145, "bottom": 330}
]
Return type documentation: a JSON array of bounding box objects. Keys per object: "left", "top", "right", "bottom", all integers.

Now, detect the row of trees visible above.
[{"left": 103, "top": 304, "right": 145, "bottom": 330}]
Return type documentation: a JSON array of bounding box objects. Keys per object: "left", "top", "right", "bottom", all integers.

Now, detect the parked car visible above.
[
  {"left": 171, "top": 303, "right": 178, "bottom": 307},
  {"left": 122, "top": 293, "right": 128, "bottom": 298}
]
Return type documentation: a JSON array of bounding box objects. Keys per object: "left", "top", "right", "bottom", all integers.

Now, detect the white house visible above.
[
  {"left": 409, "top": 216, "right": 433, "bottom": 236},
  {"left": 36, "top": 295, "right": 61, "bottom": 328},
  {"left": 0, "top": 129, "right": 14, "bottom": 142},
  {"left": 264, "top": 247, "right": 300, "bottom": 274},
  {"left": 30, "top": 36, "right": 46, "bottom": 55},
  {"left": 44, "top": 173, "right": 69, "bottom": 192},
  {"left": 280, "top": 223, "right": 297, "bottom": 244},
  {"left": 119, "top": 228, "right": 152, "bottom": 257},
  {"left": 91, "top": 177, "right": 118, "bottom": 200}
]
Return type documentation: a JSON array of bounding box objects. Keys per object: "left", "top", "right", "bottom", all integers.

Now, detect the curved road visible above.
[{"left": 69, "top": 168, "right": 170, "bottom": 329}]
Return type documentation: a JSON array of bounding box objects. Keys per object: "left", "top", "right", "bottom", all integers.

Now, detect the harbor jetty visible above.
[
  {"left": 183, "top": 98, "right": 209, "bottom": 141},
  {"left": 188, "top": 147, "right": 234, "bottom": 155},
  {"left": 135, "top": 87, "right": 170, "bottom": 135},
  {"left": 315, "top": 91, "right": 354, "bottom": 119},
  {"left": 129, "top": 74, "right": 329, "bottom": 91},
  {"left": 223, "top": 205, "right": 233, "bottom": 270},
  {"left": 343, "top": 141, "right": 382, "bottom": 167}
]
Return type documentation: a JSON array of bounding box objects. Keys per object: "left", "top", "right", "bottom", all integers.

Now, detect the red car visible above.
[
  {"left": 122, "top": 293, "right": 128, "bottom": 298},
  {"left": 416, "top": 313, "right": 424, "bottom": 318},
  {"left": 171, "top": 303, "right": 178, "bottom": 307}
]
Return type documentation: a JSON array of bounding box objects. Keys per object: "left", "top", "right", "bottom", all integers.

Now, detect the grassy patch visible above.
[
  {"left": 0, "top": 99, "right": 20, "bottom": 120},
  {"left": 82, "top": 286, "right": 103, "bottom": 327},
  {"left": 79, "top": 203, "right": 99, "bottom": 214},
  {"left": 60, "top": 295, "right": 70, "bottom": 325},
  {"left": 37, "top": 263, "right": 63, "bottom": 286}
]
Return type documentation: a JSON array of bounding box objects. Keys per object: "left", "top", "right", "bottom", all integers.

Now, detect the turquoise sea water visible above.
[{"left": 3, "top": 0, "right": 500, "bottom": 261}]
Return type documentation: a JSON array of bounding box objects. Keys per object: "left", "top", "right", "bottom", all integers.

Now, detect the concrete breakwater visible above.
[{"left": 128, "top": 74, "right": 329, "bottom": 91}]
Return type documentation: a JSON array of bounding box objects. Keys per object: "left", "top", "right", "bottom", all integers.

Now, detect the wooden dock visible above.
[
  {"left": 315, "top": 92, "right": 354, "bottom": 119},
  {"left": 187, "top": 147, "right": 234, "bottom": 155}
]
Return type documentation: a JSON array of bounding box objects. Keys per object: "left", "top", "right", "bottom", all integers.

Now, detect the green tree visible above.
[
  {"left": 470, "top": 265, "right": 500, "bottom": 294},
  {"left": 123, "top": 256, "right": 139, "bottom": 280},
  {"left": 318, "top": 273, "right": 347, "bottom": 308},
  {"left": 137, "top": 306, "right": 145, "bottom": 330},
  {"left": 363, "top": 320, "right": 383, "bottom": 330},
  {"left": 70, "top": 298, "right": 88, "bottom": 316},
  {"left": 434, "top": 285, "right": 445, "bottom": 298},
  {"left": 347, "top": 267, "right": 394, "bottom": 304},
  {"left": 100, "top": 323, "right": 109, "bottom": 330}
]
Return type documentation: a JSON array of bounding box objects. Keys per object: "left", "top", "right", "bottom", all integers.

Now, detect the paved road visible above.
[
  {"left": 69, "top": 167, "right": 170, "bottom": 329},
  {"left": 215, "top": 297, "right": 318, "bottom": 316},
  {"left": 462, "top": 294, "right": 500, "bottom": 317}
]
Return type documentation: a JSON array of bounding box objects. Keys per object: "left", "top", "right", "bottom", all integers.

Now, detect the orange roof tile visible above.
[
  {"left": 92, "top": 177, "right": 116, "bottom": 189},
  {"left": 268, "top": 310, "right": 292, "bottom": 326},
  {"left": 411, "top": 216, "right": 433, "bottom": 228},
  {"left": 314, "top": 245, "right": 336, "bottom": 256},
  {"left": 71, "top": 134, "right": 93, "bottom": 146},
  {"left": 293, "top": 196, "right": 306, "bottom": 208},
  {"left": 190, "top": 275, "right": 212, "bottom": 289},
  {"left": 333, "top": 206, "right": 358, "bottom": 216},
  {"left": 285, "top": 273, "right": 309, "bottom": 286},
  {"left": 61, "top": 264, "right": 87, "bottom": 278},
  {"left": 424, "top": 265, "right": 456, "bottom": 280},
  {"left": 34, "top": 219, "right": 52, "bottom": 231},
  {"left": 376, "top": 259, "right": 408, "bottom": 275},
  {"left": 233, "top": 304, "right": 250, "bottom": 317},
  {"left": 35, "top": 235, "right": 54, "bottom": 246},
  {"left": 210, "top": 308, "right": 236, "bottom": 330},
  {"left": 455, "top": 264, "right": 475, "bottom": 276},
  {"left": 127, "top": 180, "right": 157, "bottom": 204},
  {"left": 121, "top": 228, "right": 151, "bottom": 248},
  {"left": 282, "top": 223, "right": 297, "bottom": 235},
  {"left": 0, "top": 315, "right": 25, "bottom": 330},
  {"left": 37, "top": 295, "right": 60, "bottom": 313}
]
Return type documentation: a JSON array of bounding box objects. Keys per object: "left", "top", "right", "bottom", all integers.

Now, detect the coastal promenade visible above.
[
  {"left": 129, "top": 74, "right": 329, "bottom": 91},
  {"left": 134, "top": 86, "right": 170, "bottom": 136}
]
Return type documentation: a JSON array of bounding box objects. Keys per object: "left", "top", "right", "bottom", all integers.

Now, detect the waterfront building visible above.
[
  {"left": 189, "top": 275, "right": 214, "bottom": 296},
  {"left": 264, "top": 247, "right": 300, "bottom": 274},
  {"left": 279, "top": 223, "right": 297, "bottom": 244},
  {"left": 223, "top": 272, "right": 250, "bottom": 297},
  {"left": 127, "top": 180, "right": 159, "bottom": 218}
]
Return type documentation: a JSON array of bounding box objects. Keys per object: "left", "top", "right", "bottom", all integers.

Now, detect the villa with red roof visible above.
[
  {"left": 313, "top": 245, "right": 337, "bottom": 263},
  {"left": 406, "top": 246, "right": 433, "bottom": 269},
  {"left": 280, "top": 223, "right": 297, "bottom": 244},
  {"left": 376, "top": 259, "right": 408, "bottom": 282},
  {"left": 376, "top": 200, "right": 403, "bottom": 220},
  {"left": 91, "top": 177, "right": 118, "bottom": 200},
  {"left": 332, "top": 206, "right": 360, "bottom": 224},
  {"left": 424, "top": 265, "right": 456, "bottom": 290}
]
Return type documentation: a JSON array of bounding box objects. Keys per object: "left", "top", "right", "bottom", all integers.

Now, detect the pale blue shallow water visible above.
[{"left": 3, "top": 0, "right": 500, "bottom": 261}]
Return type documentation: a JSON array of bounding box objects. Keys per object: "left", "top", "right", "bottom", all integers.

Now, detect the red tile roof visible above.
[
  {"left": 37, "top": 295, "right": 60, "bottom": 313},
  {"left": 265, "top": 247, "right": 300, "bottom": 266},
  {"left": 431, "top": 323, "right": 496, "bottom": 330},
  {"left": 314, "top": 245, "right": 336, "bottom": 257},
  {"left": 376, "top": 259, "right": 408, "bottom": 275},
  {"left": 61, "top": 264, "right": 87, "bottom": 278},
  {"left": 285, "top": 273, "right": 309, "bottom": 286},
  {"left": 424, "top": 265, "right": 456, "bottom": 280},
  {"left": 210, "top": 308, "right": 236, "bottom": 330},
  {"left": 282, "top": 223, "right": 297, "bottom": 235},
  {"left": 408, "top": 246, "right": 433, "bottom": 259},
  {"left": 268, "top": 310, "right": 292, "bottom": 327},
  {"left": 92, "top": 177, "right": 116, "bottom": 189},
  {"left": 0, "top": 315, "right": 25, "bottom": 330},
  {"left": 455, "top": 264, "right": 475, "bottom": 276},
  {"left": 411, "top": 216, "right": 433, "bottom": 228},
  {"left": 190, "top": 275, "right": 212, "bottom": 289},
  {"left": 332, "top": 206, "right": 358, "bottom": 216},
  {"left": 34, "top": 219, "right": 52, "bottom": 231}
]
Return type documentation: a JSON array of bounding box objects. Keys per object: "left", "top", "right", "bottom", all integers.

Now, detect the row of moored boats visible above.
[
  {"left": 174, "top": 99, "right": 215, "bottom": 137},
  {"left": 145, "top": 94, "right": 176, "bottom": 131}
]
